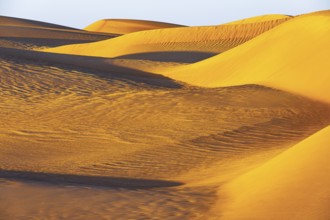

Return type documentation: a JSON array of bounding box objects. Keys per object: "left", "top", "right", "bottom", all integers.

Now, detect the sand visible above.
[
  {"left": 0, "top": 11, "right": 329, "bottom": 220},
  {"left": 209, "top": 126, "right": 330, "bottom": 220},
  {"left": 84, "top": 19, "right": 185, "bottom": 34},
  {"left": 161, "top": 10, "right": 330, "bottom": 103},
  {"left": 0, "top": 16, "right": 117, "bottom": 50},
  {"left": 44, "top": 14, "right": 291, "bottom": 62}
]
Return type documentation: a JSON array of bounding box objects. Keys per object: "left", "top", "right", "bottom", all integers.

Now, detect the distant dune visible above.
[
  {"left": 84, "top": 19, "right": 185, "bottom": 35},
  {"left": 0, "top": 15, "right": 78, "bottom": 30},
  {"left": 0, "top": 16, "right": 117, "bottom": 50},
  {"left": 44, "top": 15, "right": 291, "bottom": 62}
]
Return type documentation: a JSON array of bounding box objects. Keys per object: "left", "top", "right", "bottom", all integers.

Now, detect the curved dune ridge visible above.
[
  {"left": 163, "top": 10, "right": 330, "bottom": 103},
  {"left": 84, "top": 19, "right": 185, "bottom": 35},
  {"left": 225, "top": 14, "right": 292, "bottom": 25},
  {"left": 209, "top": 125, "right": 330, "bottom": 220},
  {"left": 44, "top": 14, "right": 291, "bottom": 62}
]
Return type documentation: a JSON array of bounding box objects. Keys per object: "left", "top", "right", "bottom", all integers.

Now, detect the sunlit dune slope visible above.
[
  {"left": 163, "top": 10, "right": 330, "bottom": 103},
  {"left": 84, "top": 19, "right": 184, "bottom": 34},
  {"left": 44, "top": 15, "right": 291, "bottom": 62},
  {"left": 225, "top": 14, "right": 291, "bottom": 25},
  {"left": 210, "top": 126, "right": 330, "bottom": 220}
]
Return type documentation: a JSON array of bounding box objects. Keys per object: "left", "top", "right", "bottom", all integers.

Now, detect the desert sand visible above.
[
  {"left": 84, "top": 19, "right": 185, "bottom": 35},
  {"left": 0, "top": 10, "right": 329, "bottom": 220}
]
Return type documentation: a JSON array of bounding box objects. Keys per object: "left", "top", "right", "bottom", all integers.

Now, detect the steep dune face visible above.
[
  {"left": 210, "top": 126, "right": 330, "bottom": 220},
  {"left": 44, "top": 15, "right": 291, "bottom": 62},
  {"left": 84, "top": 19, "right": 184, "bottom": 34},
  {"left": 163, "top": 11, "right": 330, "bottom": 103}
]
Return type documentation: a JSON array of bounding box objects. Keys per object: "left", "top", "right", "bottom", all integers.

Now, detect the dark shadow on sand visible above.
[
  {"left": 115, "top": 51, "right": 217, "bottom": 63},
  {"left": 0, "top": 169, "right": 183, "bottom": 189},
  {"left": 0, "top": 47, "right": 183, "bottom": 89}
]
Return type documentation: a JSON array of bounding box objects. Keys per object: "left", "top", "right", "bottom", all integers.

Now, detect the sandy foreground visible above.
[{"left": 0, "top": 11, "right": 330, "bottom": 220}]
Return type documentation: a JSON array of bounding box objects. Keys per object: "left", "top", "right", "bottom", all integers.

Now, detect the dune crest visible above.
[
  {"left": 209, "top": 125, "right": 330, "bottom": 220},
  {"left": 84, "top": 19, "right": 184, "bottom": 34},
  {"left": 162, "top": 10, "right": 330, "bottom": 103},
  {"left": 44, "top": 15, "right": 291, "bottom": 62},
  {"left": 224, "top": 14, "right": 291, "bottom": 25}
]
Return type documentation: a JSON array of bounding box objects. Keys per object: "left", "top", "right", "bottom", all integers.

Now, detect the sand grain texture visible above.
[{"left": 0, "top": 10, "right": 329, "bottom": 220}]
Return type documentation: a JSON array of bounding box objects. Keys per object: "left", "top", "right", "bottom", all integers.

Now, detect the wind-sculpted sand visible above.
[
  {"left": 44, "top": 15, "right": 291, "bottom": 62},
  {"left": 84, "top": 19, "right": 185, "bottom": 34},
  {"left": 0, "top": 10, "right": 329, "bottom": 220}
]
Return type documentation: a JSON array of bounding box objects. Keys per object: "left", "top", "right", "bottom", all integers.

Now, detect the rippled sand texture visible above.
[{"left": 1, "top": 10, "right": 330, "bottom": 220}]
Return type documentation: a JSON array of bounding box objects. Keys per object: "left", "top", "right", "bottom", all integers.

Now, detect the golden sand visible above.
[
  {"left": 84, "top": 19, "right": 184, "bottom": 34},
  {"left": 0, "top": 11, "right": 329, "bottom": 220}
]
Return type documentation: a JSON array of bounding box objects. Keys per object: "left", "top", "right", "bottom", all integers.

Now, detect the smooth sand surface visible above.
[
  {"left": 1, "top": 11, "right": 329, "bottom": 219},
  {"left": 44, "top": 15, "right": 291, "bottom": 62},
  {"left": 84, "top": 19, "right": 185, "bottom": 34},
  {"left": 162, "top": 11, "right": 330, "bottom": 103},
  {"left": 209, "top": 126, "right": 330, "bottom": 220}
]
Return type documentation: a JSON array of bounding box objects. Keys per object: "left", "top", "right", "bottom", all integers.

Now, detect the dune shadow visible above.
[
  {"left": 0, "top": 47, "right": 183, "bottom": 89},
  {"left": 0, "top": 169, "right": 183, "bottom": 189},
  {"left": 0, "top": 37, "right": 111, "bottom": 49},
  {"left": 115, "top": 51, "right": 217, "bottom": 63}
]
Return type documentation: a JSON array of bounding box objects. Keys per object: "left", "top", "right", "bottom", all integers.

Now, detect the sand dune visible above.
[
  {"left": 0, "top": 15, "right": 78, "bottom": 30},
  {"left": 1, "top": 49, "right": 330, "bottom": 219},
  {"left": 0, "top": 16, "right": 117, "bottom": 50},
  {"left": 210, "top": 126, "right": 330, "bottom": 220},
  {"left": 162, "top": 10, "right": 330, "bottom": 103},
  {"left": 1, "top": 10, "right": 329, "bottom": 220},
  {"left": 44, "top": 15, "right": 291, "bottom": 62},
  {"left": 224, "top": 14, "right": 291, "bottom": 25},
  {"left": 84, "top": 19, "right": 185, "bottom": 34}
]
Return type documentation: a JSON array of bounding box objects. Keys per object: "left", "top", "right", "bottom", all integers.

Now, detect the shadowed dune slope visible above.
[
  {"left": 44, "top": 15, "right": 291, "bottom": 61},
  {"left": 0, "top": 15, "right": 78, "bottom": 30},
  {"left": 163, "top": 10, "right": 330, "bottom": 103},
  {"left": 210, "top": 126, "right": 330, "bottom": 220},
  {"left": 84, "top": 19, "right": 185, "bottom": 34},
  {"left": 0, "top": 16, "right": 118, "bottom": 50}
]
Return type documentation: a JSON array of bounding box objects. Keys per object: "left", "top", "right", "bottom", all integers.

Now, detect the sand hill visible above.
[
  {"left": 162, "top": 10, "right": 330, "bottom": 103},
  {"left": 44, "top": 15, "right": 291, "bottom": 62},
  {"left": 84, "top": 19, "right": 184, "bottom": 34},
  {"left": 0, "top": 16, "right": 117, "bottom": 50},
  {"left": 210, "top": 126, "right": 330, "bottom": 220},
  {"left": 0, "top": 10, "right": 329, "bottom": 220}
]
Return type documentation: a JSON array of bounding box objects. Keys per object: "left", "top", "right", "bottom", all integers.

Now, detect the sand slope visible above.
[
  {"left": 84, "top": 19, "right": 184, "bottom": 34},
  {"left": 0, "top": 16, "right": 117, "bottom": 50},
  {"left": 1, "top": 11, "right": 329, "bottom": 220},
  {"left": 211, "top": 126, "right": 330, "bottom": 220},
  {"left": 0, "top": 15, "right": 78, "bottom": 30},
  {"left": 225, "top": 14, "right": 291, "bottom": 25},
  {"left": 163, "top": 10, "right": 330, "bottom": 103},
  {"left": 44, "top": 15, "right": 291, "bottom": 62}
]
